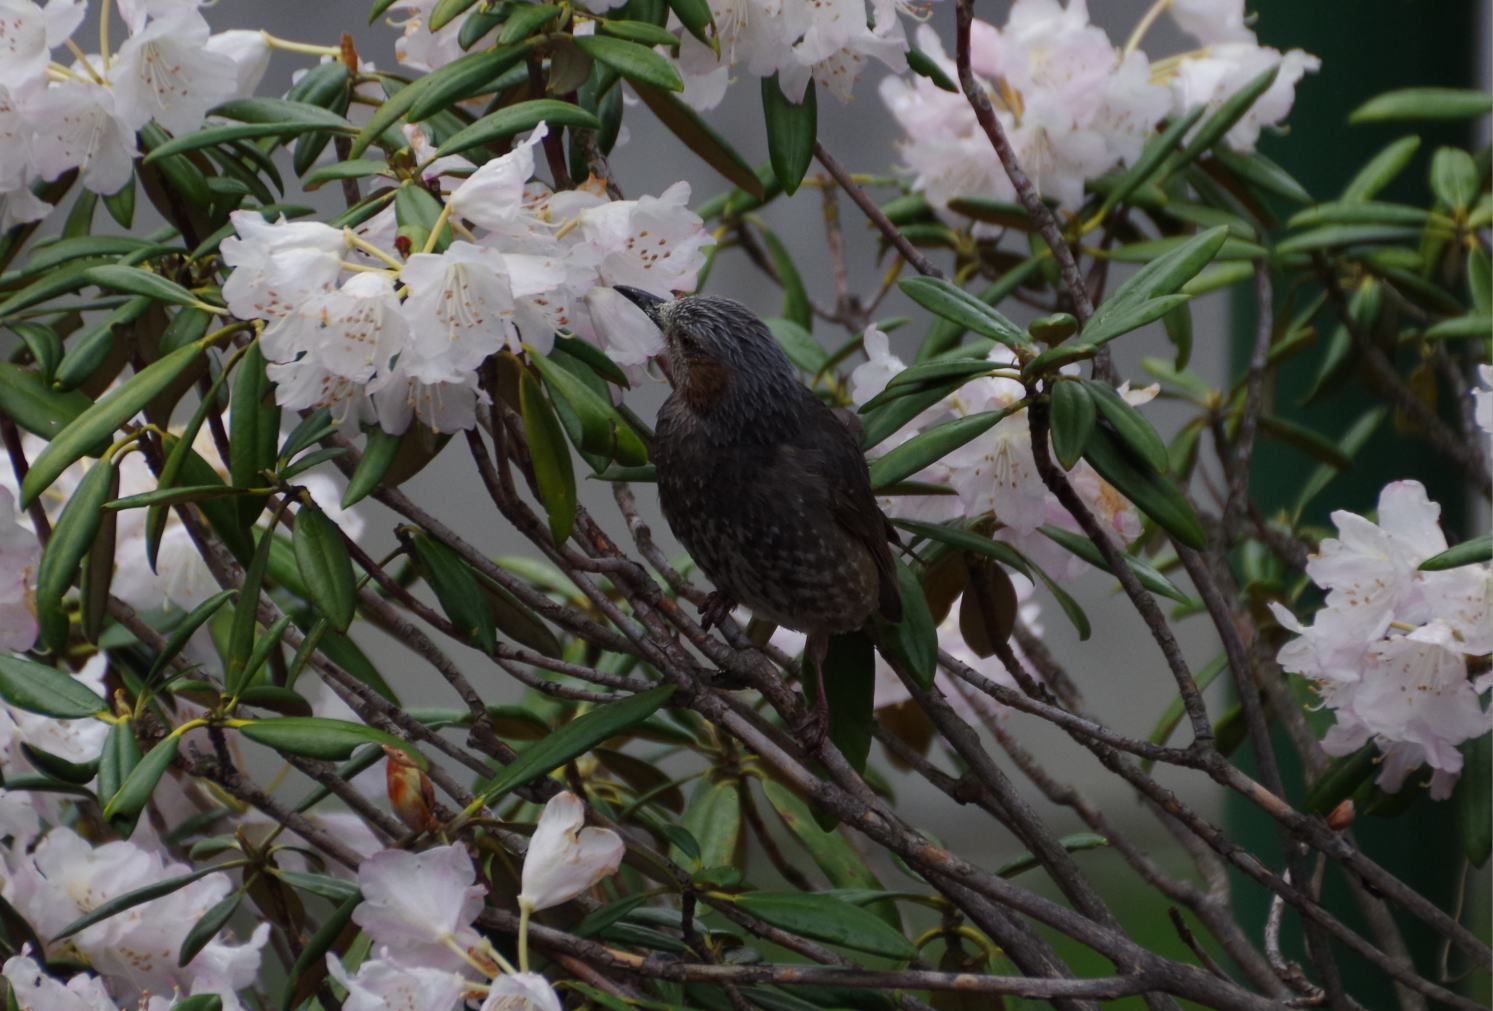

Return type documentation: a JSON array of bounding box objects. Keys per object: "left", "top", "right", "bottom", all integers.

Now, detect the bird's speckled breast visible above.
[{"left": 654, "top": 396, "right": 880, "bottom": 635}]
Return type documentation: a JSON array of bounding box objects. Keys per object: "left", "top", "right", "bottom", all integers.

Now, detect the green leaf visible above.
[
  {"left": 303, "top": 159, "right": 391, "bottom": 191},
  {"left": 574, "top": 34, "right": 682, "bottom": 91},
  {"left": 1110, "top": 225, "right": 1229, "bottom": 299},
  {"left": 1211, "top": 146, "right": 1312, "bottom": 205},
  {"left": 230, "top": 342, "right": 279, "bottom": 528},
  {"left": 475, "top": 685, "right": 676, "bottom": 803},
  {"left": 906, "top": 44, "right": 956, "bottom": 92},
  {"left": 762, "top": 76, "right": 816, "bottom": 196},
  {"left": 239, "top": 716, "right": 417, "bottom": 763},
  {"left": 755, "top": 225, "right": 811, "bottom": 331},
  {"left": 19, "top": 742, "right": 98, "bottom": 785},
  {"left": 143, "top": 121, "right": 353, "bottom": 163},
  {"left": 1350, "top": 87, "right": 1493, "bottom": 123},
  {"left": 1293, "top": 407, "right": 1384, "bottom": 521},
  {"left": 1275, "top": 224, "right": 1421, "bottom": 256},
  {"left": 0, "top": 654, "right": 108, "bottom": 718},
  {"left": 98, "top": 719, "right": 141, "bottom": 809},
  {"left": 1419, "top": 535, "right": 1492, "bottom": 571},
  {"left": 596, "top": 18, "right": 679, "bottom": 49},
  {"left": 1037, "top": 524, "right": 1190, "bottom": 604},
  {"left": 881, "top": 560, "right": 936, "bottom": 689},
  {"left": 428, "top": 0, "right": 479, "bottom": 28},
  {"left": 1084, "top": 380, "right": 1168, "bottom": 473},
  {"left": 171, "top": 994, "right": 224, "bottom": 1011},
  {"left": 676, "top": 778, "right": 741, "bottom": 869},
  {"left": 1287, "top": 200, "right": 1433, "bottom": 229},
  {"left": 212, "top": 96, "right": 356, "bottom": 129},
  {"left": 83, "top": 265, "right": 208, "bottom": 310},
  {"left": 179, "top": 892, "right": 243, "bottom": 968},
  {"left": 1082, "top": 425, "right": 1204, "bottom": 550},
  {"left": 765, "top": 317, "right": 828, "bottom": 375},
  {"left": 1425, "top": 313, "right": 1493, "bottom": 340},
  {"left": 733, "top": 891, "right": 916, "bottom": 959},
  {"left": 342, "top": 426, "right": 401, "bottom": 508},
  {"left": 665, "top": 0, "right": 714, "bottom": 45},
  {"left": 103, "top": 175, "right": 136, "bottom": 228},
  {"left": 349, "top": 75, "right": 434, "bottom": 158},
  {"left": 1342, "top": 136, "right": 1422, "bottom": 202},
  {"left": 1304, "top": 744, "right": 1378, "bottom": 815},
  {"left": 810, "top": 631, "right": 876, "bottom": 776},
  {"left": 1048, "top": 381, "right": 1094, "bottom": 471},
  {"left": 102, "top": 734, "right": 180, "bottom": 821},
  {"left": 408, "top": 42, "right": 534, "bottom": 120},
  {"left": 858, "top": 358, "right": 993, "bottom": 413},
  {"left": 294, "top": 507, "right": 358, "bottom": 631},
  {"left": 436, "top": 97, "right": 601, "bottom": 158},
  {"left": 35, "top": 458, "right": 115, "bottom": 651},
  {"left": 22, "top": 342, "right": 204, "bottom": 506},
  {"left": 519, "top": 369, "right": 578, "bottom": 544},
  {"left": 1454, "top": 732, "right": 1491, "bottom": 867},
  {"left": 498, "top": 5, "right": 561, "bottom": 44},
  {"left": 55, "top": 865, "right": 230, "bottom": 940},
  {"left": 226, "top": 525, "right": 277, "bottom": 697},
  {"left": 1430, "top": 147, "right": 1479, "bottom": 211},
  {"left": 530, "top": 352, "right": 621, "bottom": 458},
  {"left": 1167, "top": 65, "right": 1279, "bottom": 173},
  {"left": 9, "top": 322, "right": 62, "bottom": 385},
  {"left": 1097, "top": 107, "right": 1204, "bottom": 218},
  {"left": 0, "top": 363, "right": 91, "bottom": 442},
  {"left": 1140, "top": 653, "right": 1226, "bottom": 769},
  {"left": 408, "top": 531, "right": 497, "bottom": 653},
  {"left": 899, "top": 276, "right": 1029, "bottom": 349},
  {"left": 1257, "top": 415, "right": 1351, "bottom": 469},
  {"left": 868, "top": 406, "right": 1019, "bottom": 489},
  {"left": 996, "top": 832, "right": 1109, "bottom": 878},
  {"left": 760, "top": 778, "right": 884, "bottom": 896},
  {"left": 631, "top": 82, "right": 764, "bottom": 197},
  {"left": 280, "top": 891, "right": 360, "bottom": 1011}
]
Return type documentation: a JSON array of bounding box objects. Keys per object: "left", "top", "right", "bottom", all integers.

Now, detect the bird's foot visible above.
[
  {"left": 698, "top": 592, "right": 736, "bottom": 632},
  {"left": 795, "top": 695, "right": 831, "bottom": 752}
]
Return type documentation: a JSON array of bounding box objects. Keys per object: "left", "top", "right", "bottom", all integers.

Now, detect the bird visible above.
[{"left": 614, "top": 286, "right": 902, "bottom": 741}]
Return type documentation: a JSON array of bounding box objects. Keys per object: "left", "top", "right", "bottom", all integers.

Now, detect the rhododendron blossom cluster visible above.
[
  {"left": 222, "top": 126, "right": 712, "bottom": 434},
  {"left": 0, "top": 0, "right": 267, "bottom": 228},
  {"left": 1272, "top": 481, "right": 1492, "bottom": 798},
  {"left": 881, "top": 0, "right": 1319, "bottom": 215}
]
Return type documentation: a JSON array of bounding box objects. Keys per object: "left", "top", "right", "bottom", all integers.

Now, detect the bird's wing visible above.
[{"left": 802, "top": 401, "right": 904, "bottom": 624}]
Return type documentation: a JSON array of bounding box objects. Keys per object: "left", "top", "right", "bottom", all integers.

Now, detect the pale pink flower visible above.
[
  {"left": 353, "top": 844, "right": 486, "bottom": 971},
  {"left": 519, "top": 792, "right": 624, "bottom": 912}
]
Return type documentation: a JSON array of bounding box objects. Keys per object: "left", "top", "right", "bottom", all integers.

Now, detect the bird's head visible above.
[{"left": 614, "top": 287, "right": 799, "bottom": 414}]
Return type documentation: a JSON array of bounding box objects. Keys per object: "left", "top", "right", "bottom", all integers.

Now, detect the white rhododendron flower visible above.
[
  {"left": 222, "top": 124, "right": 712, "bottom": 433},
  {"left": 847, "top": 327, "right": 1143, "bottom": 571},
  {"left": 881, "top": 0, "right": 1316, "bottom": 213},
  {"left": 0, "top": 0, "right": 267, "bottom": 215},
  {"left": 1474, "top": 363, "right": 1492, "bottom": 436},
  {"left": 674, "top": 0, "right": 909, "bottom": 109},
  {"left": 0, "top": 487, "right": 40, "bottom": 650},
  {"left": 1273, "top": 480, "right": 1492, "bottom": 799},
  {"left": 6, "top": 826, "right": 269, "bottom": 1007},
  {"left": 2, "top": 950, "right": 118, "bottom": 1011},
  {"left": 881, "top": 2, "right": 1170, "bottom": 215},
  {"left": 519, "top": 791, "right": 625, "bottom": 912},
  {"left": 353, "top": 843, "right": 487, "bottom": 971},
  {"left": 480, "top": 972, "right": 565, "bottom": 1011},
  {"left": 326, "top": 954, "right": 470, "bottom": 1011}
]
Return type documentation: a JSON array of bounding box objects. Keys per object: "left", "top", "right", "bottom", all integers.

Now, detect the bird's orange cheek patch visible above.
[{"left": 680, "top": 357, "right": 730, "bottom": 409}]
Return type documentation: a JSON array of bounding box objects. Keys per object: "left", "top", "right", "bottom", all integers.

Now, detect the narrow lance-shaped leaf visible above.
[
  {"left": 35, "top": 458, "right": 115, "bottom": 652},
  {"left": 1048, "top": 380, "right": 1094, "bottom": 471},
  {"left": 519, "top": 369, "right": 578, "bottom": 545},
  {"left": 238, "top": 716, "right": 421, "bottom": 764},
  {"left": 0, "top": 654, "right": 108, "bottom": 718},
  {"left": 435, "top": 98, "right": 601, "bottom": 158},
  {"left": 475, "top": 685, "right": 677, "bottom": 804},
  {"left": 83, "top": 265, "right": 211, "bottom": 310},
  {"left": 733, "top": 891, "right": 916, "bottom": 959},
  {"left": 574, "top": 34, "right": 683, "bottom": 91},
  {"left": 1082, "top": 424, "right": 1205, "bottom": 550},
  {"left": 406, "top": 531, "right": 497, "bottom": 654},
  {"left": 55, "top": 864, "right": 236, "bottom": 940},
  {"left": 1084, "top": 380, "right": 1168, "bottom": 473},
  {"left": 293, "top": 507, "right": 358, "bottom": 632},
  {"left": 1350, "top": 87, "right": 1493, "bottom": 123},
  {"left": 762, "top": 75, "right": 816, "bottom": 196},
  {"left": 900, "top": 276, "right": 1029, "bottom": 349},
  {"left": 102, "top": 733, "right": 181, "bottom": 821},
  {"left": 631, "top": 82, "right": 764, "bottom": 197},
  {"left": 22, "top": 343, "right": 204, "bottom": 506}
]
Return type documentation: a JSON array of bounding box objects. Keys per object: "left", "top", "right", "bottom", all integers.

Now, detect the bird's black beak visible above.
[{"left": 614, "top": 285, "right": 667, "bottom": 324}]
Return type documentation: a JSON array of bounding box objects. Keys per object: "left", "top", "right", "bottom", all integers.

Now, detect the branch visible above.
[{"left": 814, "top": 142, "right": 945, "bottom": 280}]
